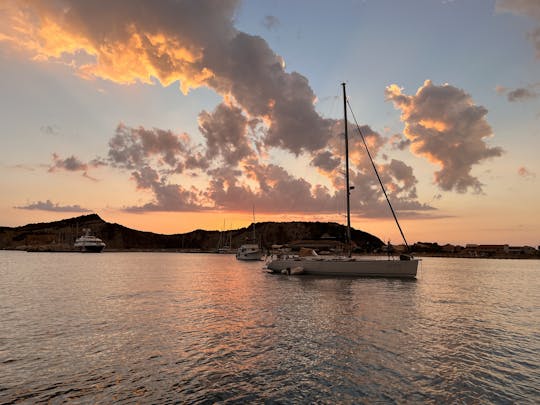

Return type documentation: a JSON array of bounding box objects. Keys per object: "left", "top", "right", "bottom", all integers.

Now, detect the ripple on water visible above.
[{"left": 0, "top": 253, "right": 539, "bottom": 403}]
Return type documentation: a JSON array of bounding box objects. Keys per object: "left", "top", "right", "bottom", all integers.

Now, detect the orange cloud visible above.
[
  {"left": 0, "top": 7, "right": 94, "bottom": 61},
  {"left": 78, "top": 28, "right": 214, "bottom": 93},
  {"left": 0, "top": 2, "right": 213, "bottom": 93},
  {"left": 386, "top": 80, "right": 503, "bottom": 193},
  {"left": 419, "top": 119, "right": 448, "bottom": 132},
  {"left": 518, "top": 166, "right": 536, "bottom": 179},
  {"left": 0, "top": 1, "right": 336, "bottom": 158},
  {"left": 1, "top": 1, "right": 433, "bottom": 217}
]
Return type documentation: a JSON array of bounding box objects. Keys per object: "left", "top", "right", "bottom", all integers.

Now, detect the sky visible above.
[{"left": 0, "top": 0, "right": 539, "bottom": 246}]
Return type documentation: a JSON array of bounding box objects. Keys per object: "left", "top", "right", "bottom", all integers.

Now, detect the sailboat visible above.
[
  {"left": 266, "top": 83, "right": 420, "bottom": 278},
  {"left": 217, "top": 220, "right": 233, "bottom": 253},
  {"left": 217, "top": 232, "right": 233, "bottom": 253},
  {"left": 236, "top": 208, "right": 264, "bottom": 261}
]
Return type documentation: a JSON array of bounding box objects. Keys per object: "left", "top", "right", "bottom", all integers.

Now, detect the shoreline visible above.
[{"left": 3, "top": 247, "right": 539, "bottom": 259}]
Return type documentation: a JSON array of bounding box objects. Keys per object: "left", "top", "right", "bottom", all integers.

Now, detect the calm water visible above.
[{"left": 1, "top": 252, "right": 539, "bottom": 404}]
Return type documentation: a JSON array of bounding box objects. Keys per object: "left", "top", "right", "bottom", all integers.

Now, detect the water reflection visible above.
[{"left": 0, "top": 252, "right": 538, "bottom": 403}]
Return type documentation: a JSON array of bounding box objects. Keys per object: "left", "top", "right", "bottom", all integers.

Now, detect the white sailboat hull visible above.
[{"left": 266, "top": 256, "right": 419, "bottom": 278}]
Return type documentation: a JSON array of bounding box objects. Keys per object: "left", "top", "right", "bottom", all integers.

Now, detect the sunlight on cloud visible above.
[
  {"left": 386, "top": 80, "right": 504, "bottom": 193},
  {"left": 0, "top": 2, "right": 213, "bottom": 93},
  {"left": 419, "top": 119, "right": 448, "bottom": 132},
  {"left": 0, "top": 0, "right": 435, "bottom": 218}
]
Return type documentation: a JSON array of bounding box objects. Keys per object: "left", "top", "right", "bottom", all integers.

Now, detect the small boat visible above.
[
  {"left": 236, "top": 243, "right": 264, "bottom": 261},
  {"left": 266, "top": 83, "right": 420, "bottom": 278},
  {"left": 217, "top": 222, "right": 233, "bottom": 253},
  {"left": 74, "top": 228, "right": 106, "bottom": 253},
  {"left": 236, "top": 208, "right": 264, "bottom": 261}
]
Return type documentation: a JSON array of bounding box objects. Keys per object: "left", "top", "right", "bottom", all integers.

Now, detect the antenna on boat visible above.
[
  {"left": 342, "top": 83, "right": 352, "bottom": 257},
  {"left": 346, "top": 97, "right": 411, "bottom": 252}
]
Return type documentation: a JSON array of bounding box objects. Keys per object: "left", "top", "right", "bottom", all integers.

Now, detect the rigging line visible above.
[{"left": 346, "top": 99, "right": 411, "bottom": 252}]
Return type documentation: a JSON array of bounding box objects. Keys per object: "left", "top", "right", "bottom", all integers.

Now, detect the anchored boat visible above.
[
  {"left": 74, "top": 228, "right": 106, "bottom": 253},
  {"left": 266, "top": 83, "right": 420, "bottom": 278},
  {"left": 236, "top": 208, "right": 263, "bottom": 261}
]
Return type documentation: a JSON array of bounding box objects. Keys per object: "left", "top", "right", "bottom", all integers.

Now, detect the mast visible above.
[
  {"left": 342, "top": 83, "right": 352, "bottom": 256},
  {"left": 252, "top": 205, "right": 256, "bottom": 242},
  {"left": 346, "top": 97, "right": 412, "bottom": 252}
]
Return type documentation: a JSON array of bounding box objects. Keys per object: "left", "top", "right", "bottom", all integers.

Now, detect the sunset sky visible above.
[{"left": 1, "top": 0, "right": 539, "bottom": 246}]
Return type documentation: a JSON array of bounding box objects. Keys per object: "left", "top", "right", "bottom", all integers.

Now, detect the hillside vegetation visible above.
[{"left": 0, "top": 214, "right": 384, "bottom": 252}]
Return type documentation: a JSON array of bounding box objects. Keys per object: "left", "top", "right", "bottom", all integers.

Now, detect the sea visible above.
[{"left": 1, "top": 251, "right": 539, "bottom": 404}]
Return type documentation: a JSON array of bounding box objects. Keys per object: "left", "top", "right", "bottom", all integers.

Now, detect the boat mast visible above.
[
  {"left": 342, "top": 83, "right": 352, "bottom": 256},
  {"left": 252, "top": 205, "right": 256, "bottom": 242},
  {"left": 346, "top": 97, "right": 411, "bottom": 252}
]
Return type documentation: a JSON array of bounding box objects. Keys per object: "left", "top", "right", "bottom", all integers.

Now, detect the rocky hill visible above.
[{"left": 0, "top": 214, "right": 384, "bottom": 252}]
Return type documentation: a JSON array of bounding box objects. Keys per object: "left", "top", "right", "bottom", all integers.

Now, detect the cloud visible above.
[
  {"left": 309, "top": 121, "right": 435, "bottom": 217},
  {"left": 14, "top": 199, "right": 90, "bottom": 212},
  {"left": 0, "top": 0, "right": 331, "bottom": 156},
  {"left": 0, "top": 0, "right": 239, "bottom": 92},
  {"left": 496, "top": 0, "right": 540, "bottom": 57},
  {"left": 386, "top": 80, "right": 504, "bottom": 193},
  {"left": 124, "top": 181, "right": 205, "bottom": 212},
  {"left": 263, "top": 15, "right": 280, "bottom": 30},
  {"left": 518, "top": 166, "right": 536, "bottom": 179},
  {"left": 106, "top": 124, "right": 211, "bottom": 211},
  {"left": 346, "top": 156, "right": 435, "bottom": 218},
  {"left": 206, "top": 33, "right": 335, "bottom": 155},
  {"left": 529, "top": 26, "right": 540, "bottom": 57},
  {"left": 198, "top": 102, "right": 253, "bottom": 165},
  {"left": 495, "top": 0, "right": 540, "bottom": 20},
  {"left": 107, "top": 123, "right": 207, "bottom": 173},
  {"left": 389, "top": 133, "right": 411, "bottom": 151},
  {"left": 495, "top": 85, "right": 507, "bottom": 95},
  {"left": 48, "top": 153, "right": 105, "bottom": 181},
  {"left": 6, "top": 164, "right": 37, "bottom": 172},
  {"left": 104, "top": 115, "right": 434, "bottom": 214},
  {"left": 507, "top": 87, "right": 539, "bottom": 101},
  {"left": 311, "top": 151, "right": 341, "bottom": 172},
  {"left": 204, "top": 159, "right": 337, "bottom": 213},
  {"left": 49, "top": 153, "right": 88, "bottom": 172},
  {"left": 40, "top": 124, "right": 60, "bottom": 136},
  {"left": 496, "top": 83, "right": 540, "bottom": 102},
  {"left": 0, "top": 1, "right": 436, "bottom": 216}
]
